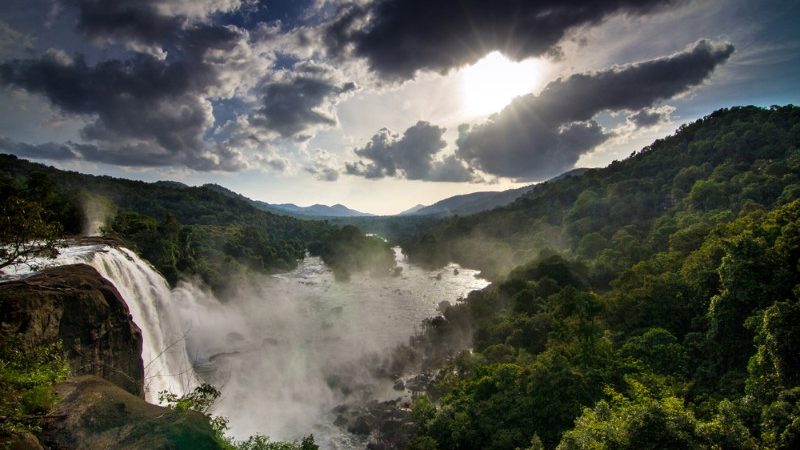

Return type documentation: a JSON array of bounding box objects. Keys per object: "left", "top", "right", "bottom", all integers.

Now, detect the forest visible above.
[
  {"left": 0, "top": 155, "right": 394, "bottom": 289},
  {"left": 387, "top": 105, "right": 800, "bottom": 449}
]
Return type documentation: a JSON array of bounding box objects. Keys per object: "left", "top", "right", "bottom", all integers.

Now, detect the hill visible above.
[
  {"left": 384, "top": 105, "right": 800, "bottom": 449},
  {"left": 202, "top": 183, "right": 372, "bottom": 218},
  {"left": 398, "top": 204, "right": 427, "bottom": 215},
  {"left": 398, "top": 169, "right": 587, "bottom": 217},
  {"left": 0, "top": 156, "right": 393, "bottom": 288},
  {"left": 403, "top": 106, "right": 800, "bottom": 279},
  {"left": 268, "top": 202, "right": 373, "bottom": 217},
  {"left": 399, "top": 188, "right": 531, "bottom": 217}
]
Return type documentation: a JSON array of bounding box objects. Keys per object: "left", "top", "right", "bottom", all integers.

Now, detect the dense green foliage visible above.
[
  {"left": 0, "top": 155, "right": 392, "bottom": 288},
  {"left": 404, "top": 106, "right": 800, "bottom": 281},
  {"left": 0, "top": 196, "right": 62, "bottom": 270},
  {"left": 326, "top": 215, "right": 441, "bottom": 243},
  {"left": 400, "top": 106, "right": 800, "bottom": 449},
  {"left": 159, "top": 384, "right": 319, "bottom": 450},
  {"left": 0, "top": 337, "right": 70, "bottom": 435},
  {"left": 309, "top": 225, "right": 395, "bottom": 280}
]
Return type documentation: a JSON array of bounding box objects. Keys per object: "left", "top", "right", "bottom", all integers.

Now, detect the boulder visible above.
[
  {"left": 0, "top": 264, "right": 144, "bottom": 396},
  {"left": 1, "top": 432, "right": 44, "bottom": 450},
  {"left": 38, "top": 375, "right": 223, "bottom": 450}
]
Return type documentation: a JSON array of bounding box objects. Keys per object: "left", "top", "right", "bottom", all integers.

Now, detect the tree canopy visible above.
[{"left": 397, "top": 106, "right": 800, "bottom": 449}]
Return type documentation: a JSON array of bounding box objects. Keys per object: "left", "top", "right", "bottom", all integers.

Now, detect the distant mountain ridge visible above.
[
  {"left": 266, "top": 202, "right": 373, "bottom": 217},
  {"left": 202, "top": 184, "right": 373, "bottom": 218},
  {"left": 398, "top": 204, "right": 427, "bottom": 215},
  {"left": 399, "top": 168, "right": 588, "bottom": 217}
]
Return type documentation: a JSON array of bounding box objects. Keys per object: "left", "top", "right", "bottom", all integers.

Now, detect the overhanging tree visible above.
[{"left": 0, "top": 197, "right": 61, "bottom": 270}]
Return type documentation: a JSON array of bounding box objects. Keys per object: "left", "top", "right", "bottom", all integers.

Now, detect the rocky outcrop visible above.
[
  {"left": 2, "top": 432, "right": 44, "bottom": 450},
  {"left": 1, "top": 263, "right": 224, "bottom": 449},
  {"left": 0, "top": 264, "right": 144, "bottom": 396},
  {"left": 334, "top": 399, "right": 417, "bottom": 449},
  {"left": 38, "top": 376, "right": 222, "bottom": 450}
]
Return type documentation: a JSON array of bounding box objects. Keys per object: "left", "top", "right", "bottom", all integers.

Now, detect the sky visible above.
[{"left": 0, "top": 0, "right": 798, "bottom": 215}]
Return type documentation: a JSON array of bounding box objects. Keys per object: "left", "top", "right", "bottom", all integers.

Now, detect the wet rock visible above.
[
  {"left": 0, "top": 264, "right": 144, "bottom": 396},
  {"left": 405, "top": 372, "right": 433, "bottom": 393},
  {"left": 39, "top": 376, "right": 223, "bottom": 450},
  {"left": 379, "top": 418, "right": 403, "bottom": 436},
  {"left": 332, "top": 398, "right": 417, "bottom": 449},
  {"left": 348, "top": 415, "right": 371, "bottom": 435},
  {"left": 333, "top": 415, "right": 348, "bottom": 428},
  {"left": 0, "top": 431, "right": 44, "bottom": 450}
]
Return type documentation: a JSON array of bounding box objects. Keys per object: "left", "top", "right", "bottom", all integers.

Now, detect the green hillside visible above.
[
  {"left": 404, "top": 106, "right": 800, "bottom": 281},
  {"left": 0, "top": 155, "right": 393, "bottom": 288},
  {"left": 394, "top": 105, "right": 800, "bottom": 449}
]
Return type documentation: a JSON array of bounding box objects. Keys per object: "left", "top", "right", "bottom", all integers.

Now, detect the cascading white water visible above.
[
  {"left": 0, "top": 244, "right": 199, "bottom": 402},
  {"left": 88, "top": 247, "right": 199, "bottom": 401}
]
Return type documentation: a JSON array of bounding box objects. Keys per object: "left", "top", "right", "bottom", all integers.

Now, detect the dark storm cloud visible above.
[
  {"left": 0, "top": 136, "right": 77, "bottom": 160},
  {"left": 306, "top": 166, "right": 340, "bottom": 181},
  {"left": 67, "top": 1, "right": 246, "bottom": 50},
  {"left": 0, "top": 135, "right": 247, "bottom": 170},
  {"left": 304, "top": 150, "right": 340, "bottom": 182},
  {"left": 250, "top": 63, "right": 356, "bottom": 139},
  {"left": 70, "top": 0, "right": 177, "bottom": 47},
  {"left": 456, "top": 40, "right": 734, "bottom": 180},
  {"left": 328, "top": 0, "right": 676, "bottom": 80},
  {"left": 1, "top": 51, "right": 196, "bottom": 115},
  {"left": 0, "top": 20, "right": 34, "bottom": 57},
  {"left": 0, "top": 25, "right": 249, "bottom": 170},
  {"left": 305, "top": 164, "right": 340, "bottom": 182},
  {"left": 628, "top": 106, "right": 672, "bottom": 128},
  {"left": 346, "top": 121, "right": 476, "bottom": 182},
  {"left": 72, "top": 141, "right": 246, "bottom": 171},
  {"left": 428, "top": 154, "right": 479, "bottom": 183}
]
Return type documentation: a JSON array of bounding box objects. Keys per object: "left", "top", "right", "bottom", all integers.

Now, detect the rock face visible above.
[
  {"left": 39, "top": 376, "right": 223, "bottom": 450},
  {"left": 0, "top": 264, "right": 144, "bottom": 396},
  {"left": 0, "top": 263, "right": 225, "bottom": 449},
  {"left": 334, "top": 400, "right": 417, "bottom": 449}
]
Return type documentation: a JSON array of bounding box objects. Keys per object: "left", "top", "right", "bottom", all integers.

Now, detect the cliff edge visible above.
[{"left": 0, "top": 263, "right": 144, "bottom": 396}]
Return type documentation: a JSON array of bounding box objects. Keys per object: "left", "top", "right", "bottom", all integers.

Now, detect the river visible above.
[{"left": 172, "top": 247, "right": 489, "bottom": 447}]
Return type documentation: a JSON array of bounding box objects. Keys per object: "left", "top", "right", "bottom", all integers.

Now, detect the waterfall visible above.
[
  {"left": 87, "top": 247, "right": 199, "bottom": 402},
  {"left": 3, "top": 241, "right": 490, "bottom": 446},
  {"left": 1, "top": 243, "right": 199, "bottom": 403}
]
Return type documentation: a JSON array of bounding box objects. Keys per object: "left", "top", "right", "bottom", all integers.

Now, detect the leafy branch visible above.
[{"left": 0, "top": 197, "right": 62, "bottom": 270}]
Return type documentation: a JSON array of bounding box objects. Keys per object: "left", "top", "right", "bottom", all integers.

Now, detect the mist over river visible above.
[
  {"left": 172, "top": 247, "right": 489, "bottom": 448},
  {"left": 1, "top": 243, "right": 488, "bottom": 448}
]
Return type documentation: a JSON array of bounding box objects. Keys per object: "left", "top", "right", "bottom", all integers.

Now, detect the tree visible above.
[
  {"left": 687, "top": 179, "right": 727, "bottom": 210},
  {"left": 620, "top": 328, "right": 689, "bottom": 377},
  {"left": 558, "top": 382, "right": 756, "bottom": 450},
  {"left": 159, "top": 384, "right": 319, "bottom": 450},
  {"left": 0, "top": 197, "right": 61, "bottom": 270}
]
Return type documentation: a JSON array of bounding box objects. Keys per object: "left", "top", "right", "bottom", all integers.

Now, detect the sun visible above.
[{"left": 460, "top": 51, "right": 544, "bottom": 117}]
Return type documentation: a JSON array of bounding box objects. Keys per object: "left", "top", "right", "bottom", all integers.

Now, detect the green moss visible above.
[{"left": 0, "top": 337, "right": 70, "bottom": 434}]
